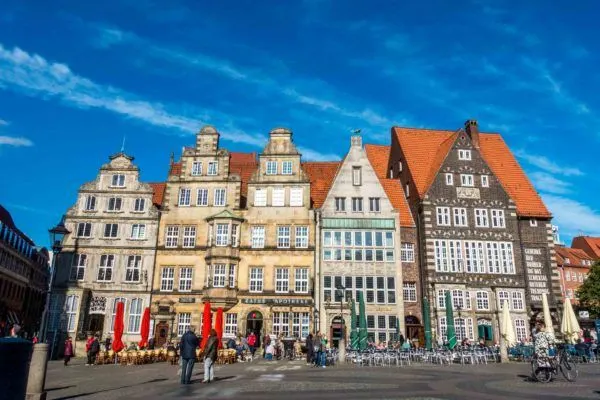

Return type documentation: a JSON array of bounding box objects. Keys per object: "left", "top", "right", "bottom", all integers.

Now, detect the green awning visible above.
[{"left": 322, "top": 218, "right": 395, "bottom": 230}]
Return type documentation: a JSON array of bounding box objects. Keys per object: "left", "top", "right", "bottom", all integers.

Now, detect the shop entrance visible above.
[
  {"left": 246, "top": 311, "right": 263, "bottom": 344},
  {"left": 155, "top": 322, "right": 169, "bottom": 348},
  {"left": 88, "top": 314, "right": 104, "bottom": 336}
]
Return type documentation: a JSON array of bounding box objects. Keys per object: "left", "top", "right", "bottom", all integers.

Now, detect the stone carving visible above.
[
  {"left": 456, "top": 187, "right": 480, "bottom": 199},
  {"left": 89, "top": 296, "right": 107, "bottom": 314}
]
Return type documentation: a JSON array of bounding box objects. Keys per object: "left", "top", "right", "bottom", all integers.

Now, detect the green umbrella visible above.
[
  {"left": 445, "top": 291, "right": 457, "bottom": 350},
  {"left": 423, "top": 297, "right": 432, "bottom": 350},
  {"left": 358, "top": 291, "right": 368, "bottom": 350},
  {"left": 350, "top": 298, "right": 359, "bottom": 350}
]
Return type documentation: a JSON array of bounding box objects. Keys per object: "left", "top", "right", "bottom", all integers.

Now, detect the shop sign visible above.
[
  {"left": 179, "top": 298, "right": 196, "bottom": 303},
  {"left": 524, "top": 248, "right": 550, "bottom": 303},
  {"left": 241, "top": 298, "right": 312, "bottom": 306}
]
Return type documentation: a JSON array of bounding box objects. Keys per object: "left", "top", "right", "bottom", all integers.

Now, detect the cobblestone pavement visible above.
[{"left": 46, "top": 357, "right": 599, "bottom": 400}]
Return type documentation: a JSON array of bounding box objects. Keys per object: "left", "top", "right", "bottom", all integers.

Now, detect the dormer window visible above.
[
  {"left": 207, "top": 161, "right": 218, "bottom": 176},
  {"left": 564, "top": 258, "right": 571, "bottom": 264},
  {"left": 282, "top": 161, "right": 293, "bottom": 175},
  {"left": 352, "top": 166, "right": 362, "bottom": 186},
  {"left": 191, "top": 161, "right": 202, "bottom": 176},
  {"left": 266, "top": 161, "right": 278, "bottom": 175},
  {"left": 111, "top": 174, "right": 125, "bottom": 187},
  {"left": 460, "top": 174, "right": 474, "bottom": 187},
  {"left": 529, "top": 219, "right": 538, "bottom": 227},
  {"left": 445, "top": 173, "right": 453, "bottom": 186},
  {"left": 458, "top": 149, "right": 472, "bottom": 160}
]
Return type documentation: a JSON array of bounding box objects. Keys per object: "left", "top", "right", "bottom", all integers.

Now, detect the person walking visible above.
[
  {"left": 247, "top": 332, "right": 257, "bottom": 357},
  {"left": 179, "top": 326, "right": 199, "bottom": 385},
  {"left": 203, "top": 329, "right": 219, "bottom": 383},
  {"left": 63, "top": 336, "right": 74, "bottom": 366},
  {"left": 306, "top": 333, "right": 314, "bottom": 365}
]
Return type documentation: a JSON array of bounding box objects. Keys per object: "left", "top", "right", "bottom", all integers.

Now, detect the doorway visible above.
[
  {"left": 88, "top": 314, "right": 104, "bottom": 336},
  {"left": 246, "top": 311, "right": 263, "bottom": 344},
  {"left": 405, "top": 316, "right": 424, "bottom": 346},
  {"left": 477, "top": 319, "right": 493, "bottom": 343},
  {"left": 155, "top": 322, "right": 169, "bottom": 348}
]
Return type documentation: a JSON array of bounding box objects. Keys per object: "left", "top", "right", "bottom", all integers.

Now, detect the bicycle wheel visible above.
[
  {"left": 531, "top": 359, "right": 552, "bottom": 383},
  {"left": 559, "top": 355, "right": 579, "bottom": 382}
]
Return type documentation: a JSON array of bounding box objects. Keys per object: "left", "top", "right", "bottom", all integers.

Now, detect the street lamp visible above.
[
  {"left": 335, "top": 283, "right": 346, "bottom": 343},
  {"left": 40, "top": 217, "right": 70, "bottom": 343},
  {"left": 313, "top": 309, "right": 319, "bottom": 334}
]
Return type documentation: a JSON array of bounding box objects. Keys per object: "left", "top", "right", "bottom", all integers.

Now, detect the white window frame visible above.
[
  {"left": 295, "top": 226, "right": 309, "bottom": 248},
  {"left": 266, "top": 161, "right": 278, "bottom": 175},
  {"left": 228, "top": 264, "right": 236, "bottom": 288},
  {"left": 475, "top": 209, "right": 489, "bottom": 228},
  {"left": 178, "top": 188, "right": 191, "bottom": 206},
  {"left": 335, "top": 197, "right": 346, "bottom": 212},
  {"left": 165, "top": 226, "right": 179, "bottom": 248},
  {"left": 70, "top": 254, "right": 87, "bottom": 281},
  {"left": 182, "top": 226, "right": 196, "bottom": 248},
  {"left": 282, "top": 160, "right": 293, "bottom": 175},
  {"left": 272, "top": 187, "right": 285, "bottom": 207},
  {"left": 191, "top": 161, "right": 202, "bottom": 176},
  {"left": 196, "top": 188, "right": 208, "bottom": 206},
  {"left": 497, "top": 291, "right": 510, "bottom": 309},
  {"left": 530, "top": 219, "right": 538, "bottom": 227},
  {"left": 225, "top": 313, "right": 238, "bottom": 337},
  {"left": 178, "top": 267, "right": 193, "bottom": 292},
  {"left": 458, "top": 149, "right": 472, "bottom": 160},
  {"left": 107, "top": 197, "right": 123, "bottom": 212},
  {"left": 436, "top": 207, "right": 451, "bottom": 226},
  {"left": 207, "top": 161, "right": 218, "bottom": 176},
  {"left": 290, "top": 187, "right": 303, "bottom": 207},
  {"left": 133, "top": 198, "right": 145, "bottom": 212},
  {"left": 111, "top": 174, "right": 125, "bottom": 187},
  {"left": 214, "top": 188, "right": 226, "bottom": 206},
  {"left": 251, "top": 226, "right": 265, "bottom": 248},
  {"left": 65, "top": 295, "right": 79, "bottom": 332},
  {"left": 352, "top": 166, "right": 362, "bottom": 186},
  {"left": 511, "top": 291, "right": 524, "bottom": 311},
  {"left": 97, "top": 254, "right": 115, "bottom": 282},
  {"left": 369, "top": 197, "right": 381, "bottom": 212},
  {"left": 352, "top": 197, "right": 363, "bottom": 212},
  {"left": 254, "top": 188, "right": 267, "bottom": 207},
  {"left": 400, "top": 243, "right": 415, "bottom": 262},
  {"left": 460, "top": 174, "right": 474, "bottom": 187},
  {"left": 403, "top": 282, "right": 417, "bottom": 302},
  {"left": 76, "top": 222, "right": 92, "bottom": 238},
  {"left": 515, "top": 319, "right": 527, "bottom": 341},
  {"left": 84, "top": 196, "right": 97, "bottom": 211},
  {"left": 125, "top": 255, "right": 141, "bottom": 282},
  {"left": 277, "top": 226, "right": 291, "bottom": 248},
  {"left": 130, "top": 224, "right": 146, "bottom": 240},
  {"left": 453, "top": 207, "right": 468, "bottom": 227},
  {"left": 215, "top": 223, "right": 230, "bottom": 246},
  {"left": 445, "top": 173, "right": 454, "bottom": 185},
  {"left": 491, "top": 209, "right": 506, "bottom": 228},
  {"left": 160, "top": 267, "right": 174, "bottom": 291},
  {"left": 212, "top": 264, "right": 227, "bottom": 287},
  {"left": 294, "top": 268, "right": 309, "bottom": 293},
  {"left": 565, "top": 270, "right": 571, "bottom": 281},
  {"left": 481, "top": 175, "right": 489, "bottom": 187},
  {"left": 275, "top": 268, "right": 289, "bottom": 293},
  {"left": 476, "top": 291, "right": 490, "bottom": 310},
  {"left": 127, "top": 298, "right": 143, "bottom": 333},
  {"left": 249, "top": 267, "right": 263, "bottom": 293},
  {"left": 177, "top": 313, "right": 191, "bottom": 336}
]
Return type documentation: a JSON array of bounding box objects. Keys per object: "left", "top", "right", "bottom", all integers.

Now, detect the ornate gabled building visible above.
[
  {"left": 388, "top": 120, "right": 561, "bottom": 344},
  {"left": 555, "top": 246, "right": 594, "bottom": 305},
  {"left": 572, "top": 236, "right": 600, "bottom": 260},
  {"left": 50, "top": 153, "right": 161, "bottom": 352}
]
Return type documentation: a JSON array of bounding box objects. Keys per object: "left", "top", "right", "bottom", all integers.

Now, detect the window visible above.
[
  {"left": 476, "top": 291, "right": 489, "bottom": 310},
  {"left": 277, "top": 226, "right": 290, "bottom": 248},
  {"left": 401, "top": 243, "right": 415, "bottom": 262},
  {"left": 579, "top": 273, "right": 584, "bottom": 283},
  {"left": 500, "top": 242, "right": 515, "bottom": 274},
  {"left": 225, "top": 314, "right": 238, "bottom": 337},
  {"left": 460, "top": 174, "right": 474, "bottom": 187},
  {"left": 107, "top": 197, "right": 122, "bottom": 211},
  {"left": 251, "top": 226, "right": 265, "bottom": 248},
  {"left": 369, "top": 198, "right": 381, "bottom": 212},
  {"left": 491, "top": 209, "right": 506, "bottom": 228},
  {"left": 275, "top": 268, "right": 289, "bottom": 293},
  {"left": 474, "top": 209, "right": 489, "bottom": 228},
  {"left": 128, "top": 299, "right": 143, "bottom": 333},
  {"left": 290, "top": 187, "right": 303, "bottom": 207},
  {"left": 177, "top": 313, "right": 191, "bottom": 336},
  {"left": 130, "top": 224, "right": 146, "bottom": 240},
  {"left": 191, "top": 161, "right": 202, "bottom": 176},
  {"left": 214, "top": 188, "right": 226, "bottom": 206},
  {"left": 455, "top": 318, "right": 473, "bottom": 341},
  {"left": 282, "top": 161, "right": 293, "bottom": 175},
  {"left": 272, "top": 312, "right": 290, "bottom": 337},
  {"left": 272, "top": 187, "right": 285, "bottom": 206},
  {"left": 292, "top": 312, "right": 310, "bottom": 339},
  {"left": 295, "top": 226, "right": 309, "bottom": 248},
  {"left": 511, "top": 292, "right": 524, "bottom": 311},
  {"left": 352, "top": 166, "right": 362, "bottom": 186},
  {"left": 212, "top": 264, "right": 226, "bottom": 287},
  {"left": 133, "top": 198, "right": 145, "bottom": 212},
  {"left": 182, "top": 226, "right": 196, "bottom": 248},
  {"left": 165, "top": 226, "right": 179, "bottom": 248},
  {"left": 295, "top": 268, "right": 309, "bottom": 293},
  {"left": 530, "top": 219, "right": 538, "bottom": 227},
  {"left": 436, "top": 207, "right": 451, "bottom": 226},
  {"left": 207, "top": 161, "right": 218, "bottom": 175},
  {"left": 515, "top": 319, "right": 527, "bottom": 341},
  {"left": 178, "top": 188, "right": 191, "bottom": 206},
  {"left": 84, "top": 196, "right": 97, "bottom": 211},
  {"left": 266, "top": 161, "right": 278, "bottom": 175},
  {"left": 405, "top": 184, "right": 410, "bottom": 197},
  {"left": 458, "top": 149, "right": 472, "bottom": 160},
  {"left": 254, "top": 188, "right": 267, "bottom": 206},
  {"left": 97, "top": 254, "right": 114, "bottom": 281},
  {"left": 453, "top": 208, "right": 468, "bottom": 227},
  {"left": 335, "top": 197, "right": 346, "bottom": 212},
  {"left": 565, "top": 270, "right": 571, "bottom": 281},
  {"left": 196, "top": 189, "right": 208, "bottom": 206},
  {"left": 249, "top": 268, "right": 263, "bottom": 292},
  {"left": 160, "top": 267, "right": 174, "bottom": 291},
  {"left": 352, "top": 197, "right": 363, "bottom": 212},
  {"left": 403, "top": 283, "right": 417, "bottom": 302},
  {"left": 65, "top": 295, "right": 79, "bottom": 332},
  {"left": 125, "top": 255, "right": 141, "bottom": 282},
  {"left": 228, "top": 264, "right": 236, "bottom": 288},
  {"left": 70, "top": 254, "right": 87, "bottom": 281},
  {"left": 481, "top": 175, "right": 489, "bottom": 187},
  {"left": 445, "top": 173, "right": 454, "bottom": 185},
  {"left": 434, "top": 240, "right": 449, "bottom": 272},
  {"left": 215, "top": 224, "right": 229, "bottom": 246},
  {"left": 109, "top": 298, "right": 126, "bottom": 332},
  {"left": 111, "top": 174, "right": 125, "bottom": 187},
  {"left": 179, "top": 267, "right": 193, "bottom": 292},
  {"left": 76, "top": 222, "right": 92, "bottom": 238}
]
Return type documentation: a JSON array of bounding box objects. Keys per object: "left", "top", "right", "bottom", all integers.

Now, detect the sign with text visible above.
[
  {"left": 524, "top": 247, "right": 550, "bottom": 303},
  {"left": 241, "top": 298, "right": 312, "bottom": 306}
]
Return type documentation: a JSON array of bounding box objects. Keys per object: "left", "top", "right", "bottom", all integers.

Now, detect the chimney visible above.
[
  {"left": 351, "top": 135, "right": 362, "bottom": 148},
  {"left": 465, "top": 119, "right": 479, "bottom": 149}
]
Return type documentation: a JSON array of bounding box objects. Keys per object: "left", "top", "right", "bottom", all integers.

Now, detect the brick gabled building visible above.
[
  {"left": 555, "top": 246, "right": 594, "bottom": 305},
  {"left": 572, "top": 236, "right": 600, "bottom": 260},
  {"left": 387, "top": 120, "right": 561, "bottom": 343}
]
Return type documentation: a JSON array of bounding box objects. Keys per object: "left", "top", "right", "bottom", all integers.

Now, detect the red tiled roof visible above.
[
  {"left": 302, "top": 162, "right": 341, "bottom": 208},
  {"left": 572, "top": 236, "right": 600, "bottom": 259},
  {"left": 229, "top": 152, "right": 258, "bottom": 208},
  {"left": 364, "top": 144, "right": 415, "bottom": 227},
  {"left": 555, "top": 246, "right": 594, "bottom": 267},
  {"left": 148, "top": 183, "right": 166, "bottom": 207},
  {"left": 392, "top": 126, "right": 551, "bottom": 218},
  {"left": 169, "top": 162, "right": 182, "bottom": 176}
]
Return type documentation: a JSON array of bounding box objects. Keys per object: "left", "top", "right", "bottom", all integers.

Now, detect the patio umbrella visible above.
[
  {"left": 444, "top": 291, "right": 457, "bottom": 350},
  {"left": 350, "top": 298, "right": 358, "bottom": 350},
  {"left": 112, "top": 301, "right": 125, "bottom": 353},
  {"left": 200, "top": 301, "right": 212, "bottom": 349},
  {"left": 358, "top": 292, "right": 368, "bottom": 350},
  {"left": 500, "top": 300, "right": 516, "bottom": 346},
  {"left": 541, "top": 293, "right": 555, "bottom": 334},
  {"left": 138, "top": 307, "right": 151, "bottom": 349},
  {"left": 561, "top": 298, "right": 581, "bottom": 344},
  {"left": 215, "top": 307, "right": 224, "bottom": 349},
  {"left": 423, "top": 297, "right": 432, "bottom": 350}
]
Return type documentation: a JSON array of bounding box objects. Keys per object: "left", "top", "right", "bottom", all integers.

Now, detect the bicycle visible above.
[{"left": 531, "top": 344, "right": 578, "bottom": 383}]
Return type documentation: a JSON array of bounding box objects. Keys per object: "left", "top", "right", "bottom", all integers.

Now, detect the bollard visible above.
[
  {"left": 26, "top": 343, "right": 49, "bottom": 400},
  {"left": 338, "top": 338, "right": 346, "bottom": 364},
  {"left": 0, "top": 338, "right": 33, "bottom": 400}
]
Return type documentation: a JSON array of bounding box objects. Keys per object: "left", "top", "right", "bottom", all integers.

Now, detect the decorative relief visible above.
[
  {"left": 89, "top": 296, "right": 107, "bottom": 314},
  {"left": 456, "top": 187, "right": 480, "bottom": 199}
]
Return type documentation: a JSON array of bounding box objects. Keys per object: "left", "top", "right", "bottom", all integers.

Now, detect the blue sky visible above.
[{"left": 0, "top": 0, "right": 598, "bottom": 247}]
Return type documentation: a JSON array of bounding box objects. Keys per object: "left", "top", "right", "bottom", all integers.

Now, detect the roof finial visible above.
[{"left": 120, "top": 135, "right": 126, "bottom": 153}]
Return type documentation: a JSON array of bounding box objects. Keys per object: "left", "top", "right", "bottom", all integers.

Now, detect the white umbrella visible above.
[
  {"left": 541, "top": 293, "right": 554, "bottom": 334},
  {"left": 561, "top": 298, "right": 581, "bottom": 344},
  {"left": 500, "top": 300, "right": 516, "bottom": 347}
]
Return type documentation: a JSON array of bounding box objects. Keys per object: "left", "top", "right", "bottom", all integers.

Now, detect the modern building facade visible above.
[
  {"left": 50, "top": 153, "right": 161, "bottom": 353},
  {"left": 0, "top": 205, "right": 49, "bottom": 337},
  {"left": 387, "top": 120, "right": 561, "bottom": 344},
  {"left": 555, "top": 246, "right": 593, "bottom": 305}
]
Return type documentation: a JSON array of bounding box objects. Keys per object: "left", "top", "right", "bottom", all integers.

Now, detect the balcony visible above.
[
  {"left": 205, "top": 246, "right": 240, "bottom": 261},
  {"left": 202, "top": 286, "right": 238, "bottom": 310}
]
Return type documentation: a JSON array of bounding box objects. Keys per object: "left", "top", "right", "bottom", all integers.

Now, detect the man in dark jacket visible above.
[
  {"left": 180, "top": 327, "right": 199, "bottom": 384},
  {"left": 87, "top": 335, "right": 100, "bottom": 366},
  {"left": 203, "top": 329, "right": 219, "bottom": 383}
]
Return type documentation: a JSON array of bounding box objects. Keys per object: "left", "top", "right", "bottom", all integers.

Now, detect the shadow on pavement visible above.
[
  {"left": 53, "top": 378, "right": 169, "bottom": 399},
  {"left": 517, "top": 374, "right": 538, "bottom": 383},
  {"left": 47, "top": 385, "right": 75, "bottom": 392}
]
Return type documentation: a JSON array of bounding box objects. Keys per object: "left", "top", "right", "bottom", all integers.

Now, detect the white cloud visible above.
[
  {"left": 0, "top": 118, "right": 8, "bottom": 126},
  {"left": 298, "top": 146, "right": 340, "bottom": 162},
  {"left": 530, "top": 172, "right": 571, "bottom": 195},
  {"left": 514, "top": 149, "right": 584, "bottom": 177},
  {"left": 0, "top": 135, "right": 33, "bottom": 147},
  {"left": 543, "top": 194, "right": 600, "bottom": 237}
]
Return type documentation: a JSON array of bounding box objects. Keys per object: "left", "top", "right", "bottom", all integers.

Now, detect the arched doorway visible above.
[
  {"left": 246, "top": 311, "right": 263, "bottom": 344},
  {"left": 405, "top": 316, "right": 424, "bottom": 346},
  {"left": 477, "top": 318, "right": 493, "bottom": 343},
  {"left": 330, "top": 316, "right": 345, "bottom": 348}
]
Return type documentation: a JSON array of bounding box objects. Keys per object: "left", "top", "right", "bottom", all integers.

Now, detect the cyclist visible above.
[{"left": 533, "top": 321, "right": 555, "bottom": 366}]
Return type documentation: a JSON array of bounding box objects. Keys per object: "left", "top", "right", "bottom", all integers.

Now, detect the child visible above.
[{"left": 265, "top": 342, "right": 275, "bottom": 360}]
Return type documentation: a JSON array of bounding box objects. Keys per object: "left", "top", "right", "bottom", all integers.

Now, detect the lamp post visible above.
[
  {"left": 40, "top": 217, "right": 70, "bottom": 343},
  {"left": 313, "top": 309, "right": 319, "bottom": 334}
]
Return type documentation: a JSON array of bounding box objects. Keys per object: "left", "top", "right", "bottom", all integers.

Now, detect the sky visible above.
[{"left": 0, "top": 0, "right": 598, "bottom": 248}]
